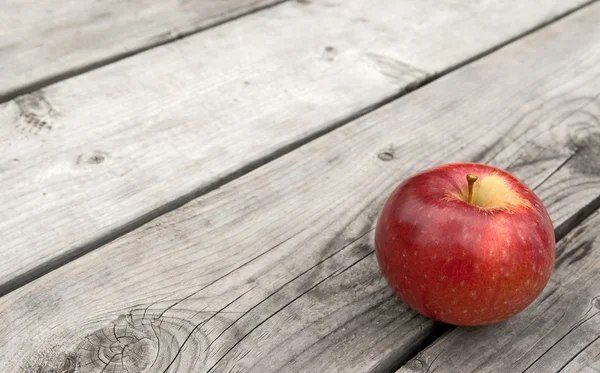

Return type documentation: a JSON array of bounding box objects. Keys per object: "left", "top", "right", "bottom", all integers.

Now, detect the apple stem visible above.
[{"left": 467, "top": 174, "right": 478, "bottom": 204}]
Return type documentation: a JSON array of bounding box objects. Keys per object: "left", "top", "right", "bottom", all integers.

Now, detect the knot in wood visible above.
[
  {"left": 378, "top": 150, "right": 394, "bottom": 161},
  {"left": 73, "top": 309, "right": 208, "bottom": 372},
  {"left": 402, "top": 357, "right": 427, "bottom": 372},
  {"left": 77, "top": 315, "right": 156, "bottom": 373}
]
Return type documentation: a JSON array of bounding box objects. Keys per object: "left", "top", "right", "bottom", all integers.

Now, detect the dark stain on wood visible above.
[
  {"left": 569, "top": 131, "right": 600, "bottom": 175},
  {"left": 323, "top": 45, "right": 336, "bottom": 61},
  {"left": 75, "top": 151, "right": 109, "bottom": 168},
  {"left": 86, "top": 153, "right": 107, "bottom": 165},
  {"left": 555, "top": 240, "right": 594, "bottom": 268},
  {"left": 14, "top": 90, "right": 58, "bottom": 135},
  {"left": 29, "top": 352, "right": 76, "bottom": 373}
]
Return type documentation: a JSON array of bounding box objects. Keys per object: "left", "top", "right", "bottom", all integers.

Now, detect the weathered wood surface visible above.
[
  {"left": 398, "top": 208, "right": 600, "bottom": 373},
  {"left": 0, "top": 0, "right": 283, "bottom": 102},
  {"left": 2, "top": 4, "right": 600, "bottom": 372},
  {"left": 1, "top": 0, "right": 588, "bottom": 295}
]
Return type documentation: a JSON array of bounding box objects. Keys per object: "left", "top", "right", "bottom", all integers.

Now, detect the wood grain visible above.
[
  {"left": 0, "top": 0, "right": 284, "bottom": 102},
  {"left": 2, "top": 4, "right": 600, "bottom": 371},
  {"left": 398, "top": 209, "right": 600, "bottom": 373},
  {"left": 1, "top": 0, "right": 589, "bottom": 294}
]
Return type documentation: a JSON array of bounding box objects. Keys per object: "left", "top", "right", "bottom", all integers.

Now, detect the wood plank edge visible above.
[
  {"left": 0, "top": 0, "right": 290, "bottom": 104},
  {"left": 3, "top": 0, "right": 595, "bottom": 105}
]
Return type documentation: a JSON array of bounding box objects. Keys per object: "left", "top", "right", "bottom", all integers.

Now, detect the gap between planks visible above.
[
  {"left": 2, "top": 0, "right": 598, "bottom": 299},
  {"left": 0, "top": 0, "right": 290, "bottom": 104}
]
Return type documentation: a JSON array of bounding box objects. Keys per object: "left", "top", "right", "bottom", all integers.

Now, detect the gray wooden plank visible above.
[
  {"left": 394, "top": 10, "right": 600, "bottom": 373},
  {"left": 398, "top": 209, "right": 600, "bottom": 373},
  {"left": 0, "top": 0, "right": 283, "bottom": 102},
  {"left": 1, "top": 0, "right": 588, "bottom": 295},
  {"left": 2, "top": 3, "right": 600, "bottom": 371}
]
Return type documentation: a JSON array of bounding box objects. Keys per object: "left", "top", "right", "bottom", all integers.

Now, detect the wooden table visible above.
[{"left": 1, "top": 1, "right": 600, "bottom": 372}]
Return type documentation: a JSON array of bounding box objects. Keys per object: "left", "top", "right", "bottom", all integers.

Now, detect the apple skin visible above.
[{"left": 374, "top": 162, "right": 555, "bottom": 326}]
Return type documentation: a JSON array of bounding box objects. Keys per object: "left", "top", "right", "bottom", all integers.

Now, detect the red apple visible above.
[{"left": 374, "top": 162, "right": 555, "bottom": 326}]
